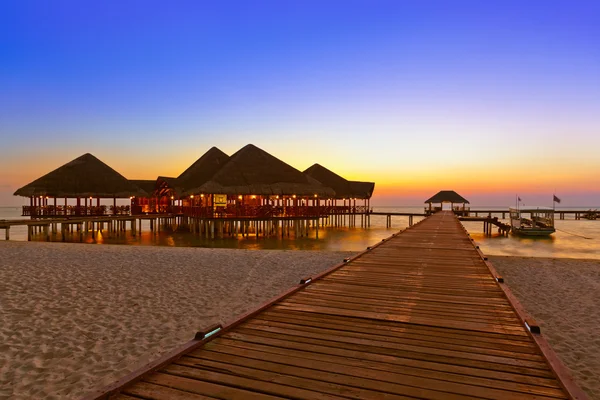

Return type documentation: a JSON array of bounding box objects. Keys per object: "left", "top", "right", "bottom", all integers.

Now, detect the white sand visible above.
[
  {"left": 491, "top": 256, "right": 600, "bottom": 400},
  {"left": 0, "top": 241, "right": 355, "bottom": 399}
]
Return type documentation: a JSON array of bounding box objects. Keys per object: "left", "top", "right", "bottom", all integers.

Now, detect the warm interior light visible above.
[
  {"left": 238, "top": 195, "right": 243, "bottom": 200},
  {"left": 170, "top": 196, "right": 174, "bottom": 200},
  {"left": 190, "top": 195, "right": 194, "bottom": 199},
  {"left": 314, "top": 194, "right": 318, "bottom": 198},
  {"left": 200, "top": 194, "right": 204, "bottom": 198},
  {"left": 275, "top": 195, "right": 279, "bottom": 199},
  {"left": 251, "top": 195, "right": 256, "bottom": 199},
  {"left": 292, "top": 195, "right": 296, "bottom": 199}
]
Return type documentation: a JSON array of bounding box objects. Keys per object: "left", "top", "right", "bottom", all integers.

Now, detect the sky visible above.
[{"left": 1, "top": 0, "right": 599, "bottom": 206}]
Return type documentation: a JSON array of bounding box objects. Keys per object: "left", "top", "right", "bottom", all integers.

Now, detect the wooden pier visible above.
[
  {"left": 83, "top": 211, "right": 585, "bottom": 400},
  {"left": 458, "top": 215, "right": 512, "bottom": 236},
  {"left": 370, "top": 211, "right": 426, "bottom": 228},
  {"left": 457, "top": 209, "right": 598, "bottom": 220}
]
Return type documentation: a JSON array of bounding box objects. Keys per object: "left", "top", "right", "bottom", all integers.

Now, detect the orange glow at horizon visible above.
[{"left": 3, "top": 146, "right": 599, "bottom": 203}]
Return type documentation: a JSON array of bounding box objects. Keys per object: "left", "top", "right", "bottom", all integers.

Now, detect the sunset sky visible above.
[{"left": 1, "top": 1, "right": 599, "bottom": 206}]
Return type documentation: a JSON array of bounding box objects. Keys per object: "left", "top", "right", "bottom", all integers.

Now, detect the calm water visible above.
[{"left": 1, "top": 206, "right": 599, "bottom": 259}]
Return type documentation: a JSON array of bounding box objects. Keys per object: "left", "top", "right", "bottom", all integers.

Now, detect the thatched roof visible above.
[
  {"left": 129, "top": 179, "right": 156, "bottom": 196},
  {"left": 188, "top": 144, "right": 335, "bottom": 196},
  {"left": 14, "top": 153, "right": 147, "bottom": 198},
  {"left": 348, "top": 181, "right": 375, "bottom": 199},
  {"left": 304, "top": 164, "right": 351, "bottom": 198},
  {"left": 304, "top": 163, "right": 375, "bottom": 199},
  {"left": 424, "top": 190, "right": 470, "bottom": 204},
  {"left": 177, "top": 147, "right": 230, "bottom": 193}
]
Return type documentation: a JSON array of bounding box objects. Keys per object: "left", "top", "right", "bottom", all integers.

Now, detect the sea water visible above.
[{"left": 1, "top": 206, "right": 599, "bottom": 259}]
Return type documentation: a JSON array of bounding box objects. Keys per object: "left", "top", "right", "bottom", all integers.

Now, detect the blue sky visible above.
[{"left": 1, "top": 0, "right": 599, "bottom": 206}]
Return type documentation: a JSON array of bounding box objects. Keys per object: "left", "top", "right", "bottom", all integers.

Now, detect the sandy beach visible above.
[
  {"left": 0, "top": 242, "right": 354, "bottom": 399},
  {"left": 491, "top": 256, "right": 600, "bottom": 400}
]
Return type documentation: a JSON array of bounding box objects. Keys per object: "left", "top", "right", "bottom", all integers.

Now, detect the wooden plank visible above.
[
  {"left": 161, "top": 363, "right": 345, "bottom": 400},
  {"left": 123, "top": 381, "right": 217, "bottom": 399},
  {"left": 111, "top": 395, "right": 144, "bottom": 400},
  {"left": 143, "top": 372, "right": 284, "bottom": 399}
]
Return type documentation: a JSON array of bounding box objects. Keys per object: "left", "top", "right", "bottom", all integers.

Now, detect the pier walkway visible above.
[{"left": 85, "top": 211, "right": 585, "bottom": 400}]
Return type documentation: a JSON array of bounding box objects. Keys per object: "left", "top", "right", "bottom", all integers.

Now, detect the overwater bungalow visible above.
[
  {"left": 15, "top": 145, "right": 377, "bottom": 231},
  {"left": 14, "top": 153, "right": 147, "bottom": 217},
  {"left": 424, "top": 190, "right": 470, "bottom": 215}
]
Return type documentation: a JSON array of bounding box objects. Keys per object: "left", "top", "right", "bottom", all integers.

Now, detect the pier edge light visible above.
[
  {"left": 275, "top": 195, "right": 279, "bottom": 199},
  {"left": 190, "top": 195, "right": 194, "bottom": 199},
  {"left": 314, "top": 194, "right": 318, "bottom": 198},
  {"left": 292, "top": 194, "right": 296, "bottom": 199},
  {"left": 200, "top": 194, "right": 204, "bottom": 198},
  {"left": 251, "top": 195, "right": 256, "bottom": 199},
  {"left": 170, "top": 196, "right": 174, "bottom": 200},
  {"left": 238, "top": 195, "right": 242, "bottom": 200}
]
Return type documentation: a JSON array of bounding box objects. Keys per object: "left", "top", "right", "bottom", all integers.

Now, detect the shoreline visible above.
[{"left": 1, "top": 242, "right": 598, "bottom": 399}]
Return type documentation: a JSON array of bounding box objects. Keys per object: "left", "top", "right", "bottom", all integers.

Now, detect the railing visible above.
[
  {"left": 178, "top": 205, "right": 370, "bottom": 218},
  {"left": 23, "top": 204, "right": 372, "bottom": 218},
  {"left": 22, "top": 205, "right": 130, "bottom": 217}
]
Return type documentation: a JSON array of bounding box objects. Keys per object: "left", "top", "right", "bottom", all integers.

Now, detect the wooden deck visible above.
[{"left": 84, "top": 211, "right": 586, "bottom": 400}]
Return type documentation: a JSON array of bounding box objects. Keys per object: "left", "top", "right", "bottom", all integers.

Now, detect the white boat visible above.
[{"left": 509, "top": 207, "right": 555, "bottom": 236}]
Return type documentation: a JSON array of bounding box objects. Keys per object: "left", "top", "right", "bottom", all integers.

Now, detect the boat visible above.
[{"left": 509, "top": 207, "right": 555, "bottom": 236}]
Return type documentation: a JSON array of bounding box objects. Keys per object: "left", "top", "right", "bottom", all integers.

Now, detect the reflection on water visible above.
[
  {"left": 2, "top": 206, "right": 599, "bottom": 259},
  {"left": 461, "top": 219, "right": 599, "bottom": 260},
  {"left": 35, "top": 224, "right": 403, "bottom": 252}
]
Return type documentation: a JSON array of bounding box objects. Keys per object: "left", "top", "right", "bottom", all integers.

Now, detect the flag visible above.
[
  {"left": 517, "top": 197, "right": 522, "bottom": 202},
  {"left": 553, "top": 195, "right": 561, "bottom": 203}
]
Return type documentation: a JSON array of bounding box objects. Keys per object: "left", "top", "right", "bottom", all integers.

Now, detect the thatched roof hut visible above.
[
  {"left": 14, "top": 153, "right": 146, "bottom": 198},
  {"left": 424, "top": 190, "right": 470, "bottom": 204},
  {"left": 304, "top": 163, "right": 375, "bottom": 199},
  {"left": 188, "top": 144, "right": 335, "bottom": 197},
  {"left": 176, "top": 147, "right": 230, "bottom": 194}
]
